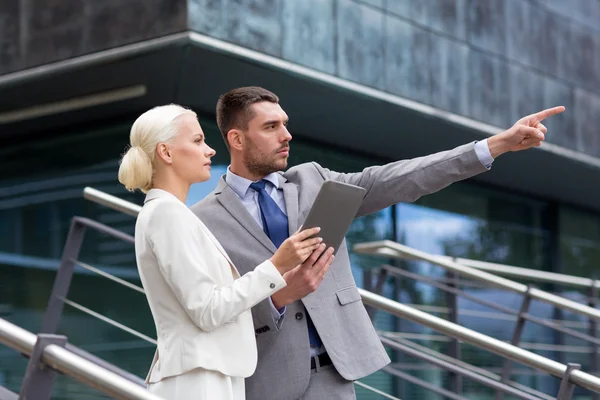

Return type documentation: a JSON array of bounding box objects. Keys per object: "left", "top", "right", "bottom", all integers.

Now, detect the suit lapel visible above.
[
  {"left": 215, "top": 177, "right": 278, "bottom": 254},
  {"left": 280, "top": 174, "right": 299, "bottom": 235}
]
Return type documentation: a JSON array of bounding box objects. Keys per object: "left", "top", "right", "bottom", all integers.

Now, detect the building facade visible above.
[{"left": 1, "top": 1, "right": 600, "bottom": 398}]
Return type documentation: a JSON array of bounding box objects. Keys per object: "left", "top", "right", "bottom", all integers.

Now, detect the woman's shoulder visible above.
[{"left": 142, "top": 197, "right": 193, "bottom": 225}]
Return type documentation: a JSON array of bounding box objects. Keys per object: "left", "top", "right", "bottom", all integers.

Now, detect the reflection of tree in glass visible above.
[
  {"left": 560, "top": 237, "right": 600, "bottom": 280},
  {"left": 440, "top": 221, "right": 547, "bottom": 273},
  {"left": 441, "top": 221, "right": 511, "bottom": 262}
]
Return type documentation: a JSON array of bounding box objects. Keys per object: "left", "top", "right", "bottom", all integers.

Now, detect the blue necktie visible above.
[
  {"left": 250, "top": 180, "right": 323, "bottom": 349},
  {"left": 249, "top": 180, "right": 289, "bottom": 248}
]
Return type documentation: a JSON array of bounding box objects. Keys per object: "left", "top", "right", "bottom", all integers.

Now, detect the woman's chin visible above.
[{"left": 193, "top": 173, "right": 211, "bottom": 184}]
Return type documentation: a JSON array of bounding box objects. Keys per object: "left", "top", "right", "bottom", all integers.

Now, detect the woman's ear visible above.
[
  {"left": 228, "top": 129, "right": 244, "bottom": 151},
  {"left": 156, "top": 143, "right": 172, "bottom": 164}
]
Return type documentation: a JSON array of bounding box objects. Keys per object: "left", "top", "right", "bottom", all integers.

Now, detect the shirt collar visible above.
[{"left": 225, "top": 166, "right": 280, "bottom": 198}]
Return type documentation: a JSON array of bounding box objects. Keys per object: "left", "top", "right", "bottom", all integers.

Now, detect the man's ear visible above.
[
  {"left": 156, "top": 143, "right": 172, "bottom": 164},
  {"left": 228, "top": 129, "right": 244, "bottom": 151}
]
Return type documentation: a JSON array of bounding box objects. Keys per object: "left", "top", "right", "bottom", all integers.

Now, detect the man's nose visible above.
[{"left": 282, "top": 127, "right": 292, "bottom": 142}]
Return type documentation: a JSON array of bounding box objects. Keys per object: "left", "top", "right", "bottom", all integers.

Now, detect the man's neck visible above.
[{"left": 229, "top": 161, "right": 264, "bottom": 182}]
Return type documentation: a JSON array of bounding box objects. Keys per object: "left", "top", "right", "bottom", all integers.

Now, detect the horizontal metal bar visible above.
[
  {"left": 383, "top": 365, "right": 469, "bottom": 400},
  {"left": 448, "top": 256, "right": 600, "bottom": 289},
  {"left": 62, "top": 298, "right": 157, "bottom": 345},
  {"left": 383, "top": 264, "right": 600, "bottom": 345},
  {"left": 402, "top": 304, "right": 592, "bottom": 330},
  {"left": 382, "top": 334, "right": 554, "bottom": 400},
  {"left": 73, "top": 260, "right": 145, "bottom": 294},
  {"left": 381, "top": 331, "right": 593, "bottom": 354},
  {"left": 353, "top": 380, "right": 401, "bottom": 400},
  {"left": 355, "top": 241, "right": 600, "bottom": 322},
  {"left": 522, "top": 312, "right": 600, "bottom": 346},
  {"left": 65, "top": 344, "right": 147, "bottom": 387},
  {"left": 0, "top": 318, "right": 163, "bottom": 400},
  {"left": 42, "top": 344, "right": 160, "bottom": 400},
  {"left": 380, "top": 337, "right": 541, "bottom": 400},
  {"left": 73, "top": 217, "right": 134, "bottom": 244},
  {"left": 359, "top": 288, "right": 600, "bottom": 393},
  {"left": 83, "top": 187, "right": 142, "bottom": 218},
  {"left": 0, "top": 317, "right": 34, "bottom": 355},
  {"left": 382, "top": 264, "right": 519, "bottom": 315}
]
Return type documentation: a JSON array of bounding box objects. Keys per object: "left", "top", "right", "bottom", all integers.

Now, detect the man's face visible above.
[{"left": 241, "top": 101, "right": 292, "bottom": 177}]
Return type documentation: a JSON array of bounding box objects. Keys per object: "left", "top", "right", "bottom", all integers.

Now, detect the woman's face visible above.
[{"left": 168, "top": 113, "right": 216, "bottom": 184}]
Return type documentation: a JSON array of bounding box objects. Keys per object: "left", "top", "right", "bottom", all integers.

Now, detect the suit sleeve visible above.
[
  {"left": 147, "top": 202, "right": 287, "bottom": 332},
  {"left": 315, "top": 142, "right": 489, "bottom": 217}
]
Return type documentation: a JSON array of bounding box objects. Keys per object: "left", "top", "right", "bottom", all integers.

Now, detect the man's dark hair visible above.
[{"left": 216, "top": 86, "right": 279, "bottom": 149}]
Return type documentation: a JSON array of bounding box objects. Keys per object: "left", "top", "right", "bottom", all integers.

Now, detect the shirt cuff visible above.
[
  {"left": 474, "top": 139, "right": 494, "bottom": 170},
  {"left": 269, "top": 297, "right": 286, "bottom": 322}
]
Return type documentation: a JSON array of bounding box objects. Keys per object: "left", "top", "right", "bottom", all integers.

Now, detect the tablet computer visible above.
[{"left": 301, "top": 180, "right": 366, "bottom": 255}]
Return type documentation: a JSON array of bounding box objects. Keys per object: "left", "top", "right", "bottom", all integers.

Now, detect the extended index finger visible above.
[{"left": 530, "top": 106, "right": 565, "bottom": 122}]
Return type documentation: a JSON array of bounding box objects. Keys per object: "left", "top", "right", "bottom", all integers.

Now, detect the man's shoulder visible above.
[
  {"left": 283, "top": 161, "right": 326, "bottom": 181},
  {"left": 189, "top": 190, "right": 219, "bottom": 215}
]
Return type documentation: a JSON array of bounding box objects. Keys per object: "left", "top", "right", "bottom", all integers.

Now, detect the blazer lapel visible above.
[
  {"left": 215, "top": 177, "right": 278, "bottom": 254},
  {"left": 280, "top": 174, "right": 299, "bottom": 235}
]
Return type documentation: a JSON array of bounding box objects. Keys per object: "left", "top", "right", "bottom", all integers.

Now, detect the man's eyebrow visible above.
[{"left": 261, "top": 119, "right": 280, "bottom": 126}]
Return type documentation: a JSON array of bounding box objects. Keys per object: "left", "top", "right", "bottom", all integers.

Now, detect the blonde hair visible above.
[{"left": 118, "top": 104, "right": 196, "bottom": 193}]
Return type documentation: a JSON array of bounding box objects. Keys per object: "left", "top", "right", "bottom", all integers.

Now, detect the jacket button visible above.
[
  {"left": 295, "top": 312, "right": 303, "bottom": 320},
  {"left": 270, "top": 283, "right": 275, "bottom": 289}
]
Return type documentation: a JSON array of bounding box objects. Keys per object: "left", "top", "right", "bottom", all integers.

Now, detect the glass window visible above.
[{"left": 560, "top": 206, "right": 600, "bottom": 279}]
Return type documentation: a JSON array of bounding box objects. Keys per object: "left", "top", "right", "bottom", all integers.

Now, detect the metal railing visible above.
[
  {"left": 84, "top": 187, "right": 141, "bottom": 216},
  {"left": 30, "top": 215, "right": 599, "bottom": 399},
  {"left": 354, "top": 240, "right": 600, "bottom": 322},
  {"left": 355, "top": 240, "right": 600, "bottom": 399},
  {"left": 360, "top": 289, "right": 600, "bottom": 395},
  {"left": 78, "top": 186, "right": 600, "bottom": 399},
  {"left": 438, "top": 254, "right": 600, "bottom": 290},
  {"left": 0, "top": 318, "right": 163, "bottom": 400}
]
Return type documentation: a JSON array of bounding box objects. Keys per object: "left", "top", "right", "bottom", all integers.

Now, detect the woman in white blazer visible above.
[{"left": 117, "top": 105, "right": 333, "bottom": 400}]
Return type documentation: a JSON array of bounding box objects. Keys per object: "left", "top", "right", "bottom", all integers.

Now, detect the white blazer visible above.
[{"left": 134, "top": 189, "right": 286, "bottom": 384}]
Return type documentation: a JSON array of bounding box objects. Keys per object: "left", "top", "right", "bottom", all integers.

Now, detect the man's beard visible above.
[{"left": 244, "top": 139, "right": 288, "bottom": 177}]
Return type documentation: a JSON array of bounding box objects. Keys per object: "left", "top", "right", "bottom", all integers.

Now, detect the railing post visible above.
[
  {"left": 589, "top": 281, "right": 600, "bottom": 400},
  {"left": 40, "top": 219, "right": 86, "bottom": 334},
  {"left": 19, "top": 334, "right": 68, "bottom": 399},
  {"left": 496, "top": 285, "right": 534, "bottom": 400},
  {"left": 556, "top": 363, "right": 581, "bottom": 400},
  {"left": 445, "top": 270, "right": 462, "bottom": 395}
]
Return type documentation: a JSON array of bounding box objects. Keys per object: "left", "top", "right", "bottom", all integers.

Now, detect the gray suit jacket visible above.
[{"left": 191, "top": 142, "right": 488, "bottom": 400}]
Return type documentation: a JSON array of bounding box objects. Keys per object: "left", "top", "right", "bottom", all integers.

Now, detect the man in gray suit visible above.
[{"left": 191, "top": 86, "right": 564, "bottom": 400}]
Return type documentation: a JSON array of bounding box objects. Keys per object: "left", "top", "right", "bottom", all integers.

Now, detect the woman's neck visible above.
[{"left": 152, "top": 174, "right": 190, "bottom": 204}]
